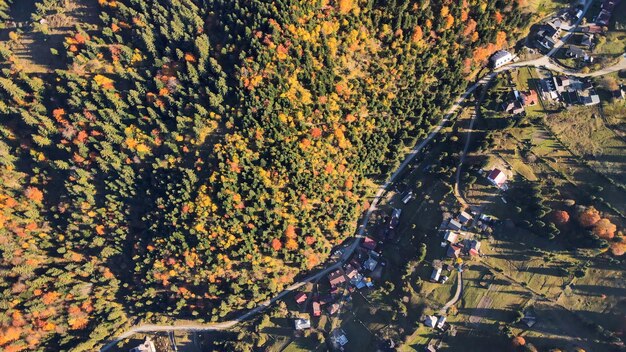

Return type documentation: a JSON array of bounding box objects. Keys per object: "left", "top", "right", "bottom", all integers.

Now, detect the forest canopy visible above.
[{"left": 0, "top": 0, "right": 528, "bottom": 349}]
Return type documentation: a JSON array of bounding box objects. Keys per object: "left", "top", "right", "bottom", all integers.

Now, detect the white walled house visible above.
[{"left": 490, "top": 50, "right": 513, "bottom": 69}]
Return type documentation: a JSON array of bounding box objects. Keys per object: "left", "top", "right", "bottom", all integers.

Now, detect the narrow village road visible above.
[
  {"left": 545, "top": 0, "right": 594, "bottom": 58},
  {"left": 99, "top": 66, "right": 492, "bottom": 352},
  {"left": 501, "top": 55, "right": 626, "bottom": 77},
  {"left": 440, "top": 272, "right": 463, "bottom": 315},
  {"left": 453, "top": 72, "right": 497, "bottom": 209}
]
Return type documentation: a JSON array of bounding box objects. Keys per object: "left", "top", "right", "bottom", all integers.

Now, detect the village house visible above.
[
  {"left": 582, "top": 24, "right": 603, "bottom": 33},
  {"left": 458, "top": 211, "right": 473, "bottom": 224},
  {"left": 436, "top": 315, "right": 447, "bottom": 329},
  {"left": 553, "top": 75, "right": 571, "bottom": 93},
  {"left": 502, "top": 99, "right": 525, "bottom": 115},
  {"left": 294, "top": 292, "right": 307, "bottom": 304},
  {"left": 361, "top": 236, "right": 377, "bottom": 250},
  {"left": 425, "top": 346, "right": 437, "bottom": 352},
  {"left": 349, "top": 258, "right": 362, "bottom": 271},
  {"left": 490, "top": 50, "right": 513, "bottom": 69},
  {"left": 430, "top": 267, "right": 442, "bottom": 282},
  {"left": 469, "top": 240, "right": 482, "bottom": 257},
  {"left": 364, "top": 256, "right": 378, "bottom": 271},
  {"left": 487, "top": 168, "right": 507, "bottom": 188},
  {"left": 294, "top": 318, "right": 311, "bottom": 330},
  {"left": 577, "top": 89, "right": 600, "bottom": 106},
  {"left": 390, "top": 208, "right": 402, "bottom": 229},
  {"left": 443, "top": 230, "right": 459, "bottom": 244},
  {"left": 611, "top": 87, "right": 625, "bottom": 100},
  {"left": 581, "top": 33, "right": 594, "bottom": 49},
  {"left": 328, "top": 269, "right": 346, "bottom": 287},
  {"left": 328, "top": 303, "right": 340, "bottom": 315},
  {"left": 130, "top": 338, "right": 156, "bottom": 352},
  {"left": 567, "top": 46, "right": 593, "bottom": 64},
  {"left": 535, "top": 19, "right": 562, "bottom": 49},
  {"left": 344, "top": 264, "right": 359, "bottom": 281},
  {"left": 522, "top": 90, "right": 538, "bottom": 106},
  {"left": 546, "top": 19, "right": 563, "bottom": 38},
  {"left": 424, "top": 315, "right": 437, "bottom": 328},
  {"left": 596, "top": 0, "right": 620, "bottom": 26},
  {"left": 448, "top": 218, "right": 463, "bottom": 231},
  {"left": 312, "top": 301, "right": 321, "bottom": 317},
  {"left": 540, "top": 78, "right": 559, "bottom": 100},
  {"left": 331, "top": 329, "right": 349, "bottom": 348},
  {"left": 447, "top": 244, "right": 462, "bottom": 258}
]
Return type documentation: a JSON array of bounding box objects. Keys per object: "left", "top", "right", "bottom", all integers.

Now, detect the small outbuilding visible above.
[
  {"left": 430, "top": 267, "right": 442, "bottom": 282},
  {"left": 436, "top": 315, "right": 447, "bottom": 329},
  {"left": 294, "top": 292, "right": 307, "bottom": 304},
  {"left": 294, "top": 318, "right": 311, "bottom": 330}
]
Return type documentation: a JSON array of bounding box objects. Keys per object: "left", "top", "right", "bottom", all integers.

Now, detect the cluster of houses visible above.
[
  {"left": 565, "top": 45, "right": 594, "bottom": 66},
  {"left": 441, "top": 212, "right": 482, "bottom": 260},
  {"left": 502, "top": 88, "right": 539, "bottom": 115},
  {"left": 535, "top": 17, "right": 565, "bottom": 50},
  {"left": 539, "top": 75, "right": 600, "bottom": 106},
  {"left": 595, "top": 0, "right": 621, "bottom": 26},
  {"left": 533, "top": 3, "right": 586, "bottom": 51},
  {"left": 293, "top": 210, "right": 397, "bottom": 338}
]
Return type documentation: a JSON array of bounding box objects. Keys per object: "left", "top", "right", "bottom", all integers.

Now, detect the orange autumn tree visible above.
[
  {"left": 24, "top": 187, "right": 43, "bottom": 203},
  {"left": 0, "top": 327, "right": 21, "bottom": 346},
  {"left": 578, "top": 206, "right": 601, "bottom": 228},
  {"left": 552, "top": 210, "right": 570, "bottom": 226},
  {"left": 494, "top": 11, "right": 503, "bottom": 24},
  {"left": 411, "top": 25, "right": 423, "bottom": 43},
  {"left": 337, "top": 0, "right": 354, "bottom": 14},
  {"left": 593, "top": 218, "right": 617, "bottom": 239},
  {"left": 512, "top": 336, "right": 526, "bottom": 347},
  {"left": 271, "top": 238, "right": 282, "bottom": 251},
  {"left": 610, "top": 241, "right": 626, "bottom": 256}
]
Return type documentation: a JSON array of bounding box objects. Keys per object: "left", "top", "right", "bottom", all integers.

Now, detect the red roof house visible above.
[
  {"left": 447, "top": 245, "right": 462, "bottom": 258},
  {"left": 362, "top": 236, "right": 377, "bottom": 250},
  {"left": 328, "top": 269, "right": 346, "bottom": 287},
  {"left": 294, "top": 292, "right": 307, "bottom": 304},
  {"left": 469, "top": 240, "right": 482, "bottom": 257},
  {"left": 523, "top": 90, "right": 538, "bottom": 106},
  {"left": 487, "top": 168, "right": 507, "bottom": 188},
  {"left": 312, "top": 301, "right": 321, "bottom": 317}
]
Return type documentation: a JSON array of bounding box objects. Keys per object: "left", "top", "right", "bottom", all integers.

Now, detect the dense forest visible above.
[{"left": 0, "top": 0, "right": 529, "bottom": 350}]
